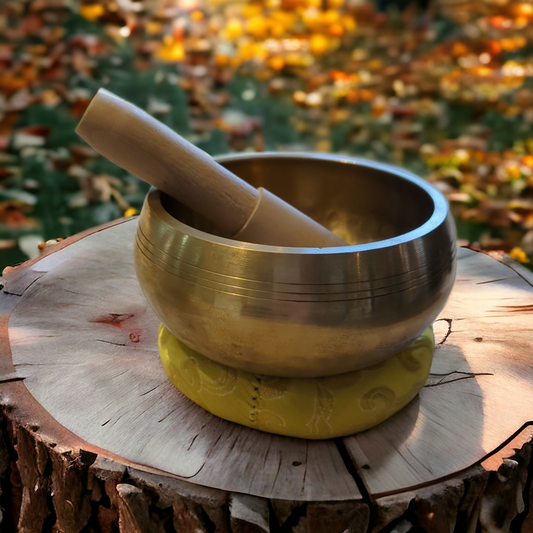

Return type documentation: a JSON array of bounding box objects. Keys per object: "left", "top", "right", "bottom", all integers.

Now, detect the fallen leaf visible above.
[
  {"left": 0, "top": 240, "right": 17, "bottom": 251},
  {"left": 509, "top": 246, "right": 530, "bottom": 263},
  {"left": 18, "top": 234, "right": 44, "bottom": 259},
  {"left": 18, "top": 126, "right": 51, "bottom": 137},
  {"left": 12, "top": 132, "right": 46, "bottom": 150}
]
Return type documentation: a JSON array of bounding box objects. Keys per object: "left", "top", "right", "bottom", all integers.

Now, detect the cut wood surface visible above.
[
  {"left": 2, "top": 218, "right": 533, "bottom": 531},
  {"left": 4, "top": 220, "right": 359, "bottom": 503},
  {"left": 344, "top": 248, "right": 533, "bottom": 496}
]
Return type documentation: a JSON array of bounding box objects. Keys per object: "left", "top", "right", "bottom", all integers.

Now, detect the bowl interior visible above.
[{"left": 162, "top": 155, "right": 435, "bottom": 245}]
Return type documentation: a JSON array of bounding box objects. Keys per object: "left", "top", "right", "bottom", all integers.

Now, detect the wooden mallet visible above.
[{"left": 76, "top": 89, "right": 346, "bottom": 248}]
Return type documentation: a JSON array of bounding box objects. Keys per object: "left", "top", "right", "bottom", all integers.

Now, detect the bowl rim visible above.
[{"left": 147, "top": 152, "right": 451, "bottom": 256}]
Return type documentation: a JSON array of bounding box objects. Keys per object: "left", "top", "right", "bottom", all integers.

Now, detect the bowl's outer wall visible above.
[{"left": 134, "top": 154, "right": 457, "bottom": 378}]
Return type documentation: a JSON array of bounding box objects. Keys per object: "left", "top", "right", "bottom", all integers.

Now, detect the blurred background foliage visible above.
[{"left": 2, "top": 0, "right": 533, "bottom": 268}]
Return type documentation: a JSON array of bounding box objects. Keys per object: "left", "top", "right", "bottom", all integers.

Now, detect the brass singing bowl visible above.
[{"left": 134, "top": 153, "right": 456, "bottom": 378}]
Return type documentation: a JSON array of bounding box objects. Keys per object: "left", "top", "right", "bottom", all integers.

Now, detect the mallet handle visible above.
[
  {"left": 77, "top": 89, "right": 346, "bottom": 247},
  {"left": 77, "top": 89, "right": 258, "bottom": 236}
]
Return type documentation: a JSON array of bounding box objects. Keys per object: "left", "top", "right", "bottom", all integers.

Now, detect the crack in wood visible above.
[
  {"left": 101, "top": 414, "right": 125, "bottom": 430},
  {"left": 434, "top": 318, "right": 453, "bottom": 346},
  {"left": 227, "top": 438, "right": 238, "bottom": 454},
  {"left": 302, "top": 442, "right": 309, "bottom": 490},
  {"left": 357, "top": 422, "right": 533, "bottom": 501},
  {"left": 59, "top": 288, "right": 88, "bottom": 296},
  {"left": 157, "top": 406, "right": 177, "bottom": 423},
  {"left": 0, "top": 372, "right": 24, "bottom": 384},
  {"left": 401, "top": 446, "right": 433, "bottom": 476},
  {"left": 206, "top": 425, "right": 236, "bottom": 456},
  {"left": 96, "top": 339, "right": 126, "bottom": 347},
  {"left": 111, "top": 369, "right": 129, "bottom": 379},
  {"left": 209, "top": 433, "right": 223, "bottom": 451},
  {"left": 476, "top": 277, "right": 513, "bottom": 285},
  {"left": 3, "top": 270, "right": 47, "bottom": 297},
  {"left": 262, "top": 446, "right": 270, "bottom": 468},
  {"left": 334, "top": 439, "right": 376, "bottom": 531},
  {"left": 425, "top": 371, "right": 493, "bottom": 388},
  {"left": 272, "top": 453, "right": 283, "bottom": 488},
  {"left": 187, "top": 433, "right": 199, "bottom": 451},
  {"left": 139, "top": 384, "right": 163, "bottom": 397}
]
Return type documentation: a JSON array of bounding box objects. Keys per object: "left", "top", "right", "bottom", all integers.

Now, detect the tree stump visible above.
[{"left": 0, "top": 219, "right": 533, "bottom": 532}]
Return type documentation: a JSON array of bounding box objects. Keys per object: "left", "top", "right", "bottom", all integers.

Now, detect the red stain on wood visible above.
[
  {"left": 129, "top": 332, "right": 141, "bottom": 343},
  {"left": 91, "top": 313, "right": 134, "bottom": 327}
]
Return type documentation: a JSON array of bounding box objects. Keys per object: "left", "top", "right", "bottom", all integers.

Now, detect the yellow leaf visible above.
[
  {"left": 509, "top": 247, "right": 530, "bottom": 263},
  {"left": 80, "top": 4, "right": 105, "bottom": 21},
  {"left": 124, "top": 207, "right": 139, "bottom": 218},
  {"left": 157, "top": 41, "right": 185, "bottom": 62}
]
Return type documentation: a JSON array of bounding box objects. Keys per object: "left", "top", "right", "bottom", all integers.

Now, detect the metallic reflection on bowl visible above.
[{"left": 134, "top": 153, "right": 456, "bottom": 378}]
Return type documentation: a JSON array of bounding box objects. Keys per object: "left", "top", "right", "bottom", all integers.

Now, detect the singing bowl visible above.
[{"left": 134, "top": 153, "right": 457, "bottom": 378}]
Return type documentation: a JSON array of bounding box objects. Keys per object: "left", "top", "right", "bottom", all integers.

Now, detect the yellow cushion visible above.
[{"left": 159, "top": 325, "right": 434, "bottom": 439}]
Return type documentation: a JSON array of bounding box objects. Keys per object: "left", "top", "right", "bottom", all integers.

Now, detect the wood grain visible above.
[
  {"left": 3, "top": 218, "right": 533, "bottom": 527},
  {"left": 344, "top": 247, "right": 533, "bottom": 496},
  {"left": 7, "top": 219, "right": 360, "bottom": 502}
]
